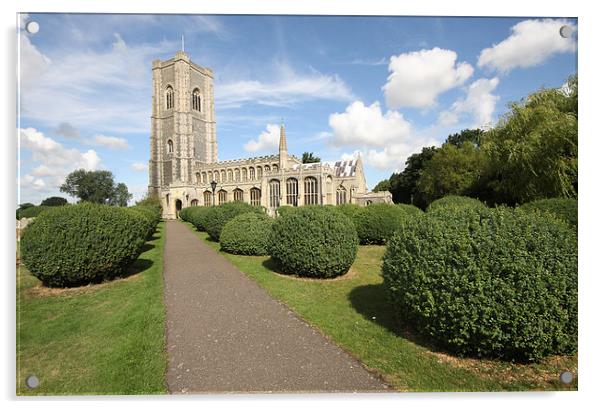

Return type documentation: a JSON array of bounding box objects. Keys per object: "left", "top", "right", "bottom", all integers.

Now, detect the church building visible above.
[{"left": 148, "top": 51, "right": 392, "bottom": 219}]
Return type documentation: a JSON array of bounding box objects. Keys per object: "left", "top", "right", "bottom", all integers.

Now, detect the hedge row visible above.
[
  {"left": 352, "top": 204, "right": 422, "bottom": 245},
  {"left": 381, "top": 205, "right": 577, "bottom": 362},
  {"left": 426, "top": 195, "right": 487, "bottom": 213},
  {"left": 220, "top": 212, "right": 273, "bottom": 256},
  {"left": 20, "top": 203, "right": 161, "bottom": 288},
  {"left": 17, "top": 205, "right": 52, "bottom": 220}
]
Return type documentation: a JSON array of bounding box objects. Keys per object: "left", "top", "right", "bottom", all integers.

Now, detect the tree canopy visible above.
[
  {"left": 60, "top": 169, "right": 132, "bottom": 206},
  {"left": 41, "top": 196, "right": 68, "bottom": 207},
  {"left": 301, "top": 152, "right": 321, "bottom": 164}
]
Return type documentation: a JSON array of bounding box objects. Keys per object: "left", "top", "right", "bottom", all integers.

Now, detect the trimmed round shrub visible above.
[
  {"left": 126, "top": 205, "right": 160, "bottom": 239},
  {"left": 426, "top": 195, "right": 486, "bottom": 213},
  {"left": 381, "top": 206, "right": 577, "bottom": 362},
  {"left": 268, "top": 206, "right": 359, "bottom": 278},
  {"left": 220, "top": 212, "right": 273, "bottom": 255},
  {"left": 276, "top": 205, "right": 298, "bottom": 218},
  {"left": 204, "top": 202, "right": 263, "bottom": 241},
  {"left": 185, "top": 206, "right": 211, "bottom": 231},
  {"left": 20, "top": 203, "right": 149, "bottom": 287},
  {"left": 352, "top": 203, "right": 422, "bottom": 245},
  {"left": 521, "top": 198, "right": 577, "bottom": 229},
  {"left": 335, "top": 203, "right": 362, "bottom": 221}
]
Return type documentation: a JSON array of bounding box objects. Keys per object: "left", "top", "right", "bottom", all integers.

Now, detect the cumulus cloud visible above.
[
  {"left": 244, "top": 124, "right": 280, "bottom": 153},
  {"left": 329, "top": 101, "right": 412, "bottom": 147},
  {"left": 329, "top": 101, "right": 437, "bottom": 171},
  {"left": 89, "top": 134, "right": 131, "bottom": 150},
  {"left": 438, "top": 77, "right": 500, "bottom": 128},
  {"left": 53, "top": 122, "right": 80, "bottom": 139},
  {"left": 382, "top": 47, "right": 473, "bottom": 109},
  {"left": 478, "top": 19, "right": 577, "bottom": 73},
  {"left": 216, "top": 62, "right": 355, "bottom": 108},
  {"left": 131, "top": 162, "right": 147, "bottom": 172},
  {"left": 19, "top": 127, "right": 102, "bottom": 202}
]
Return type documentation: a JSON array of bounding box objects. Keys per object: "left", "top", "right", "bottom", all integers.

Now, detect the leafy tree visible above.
[
  {"left": 388, "top": 146, "right": 438, "bottom": 208},
  {"left": 416, "top": 142, "right": 486, "bottom": 205},
  {"left": 41, "top": 196, "right": 68, "bottom": 207},
  {"left": 481, "top": 76, "right": 578, "bottom": 205},
  {"left": 372, "top": 179, "right": 391, "bottom": 193},
  {"left": 16, "top": 202, "right": 35, "bottom": 219},
  {"left": 60, "top": 169, "right": 131, "bottom": 206},
  {"left": 301, "top": 152, "right": 321, "bottom": 163},
  {"left": 109, "top": 183, "right": 133, "bottom": 207},
  {"left": 445, "top": 129, "right": 484, "bottom": 148}
]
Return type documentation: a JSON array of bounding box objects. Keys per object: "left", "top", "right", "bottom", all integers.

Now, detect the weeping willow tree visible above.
[{"left": 481, "top": 75, "right": 577, "bottom": 205}]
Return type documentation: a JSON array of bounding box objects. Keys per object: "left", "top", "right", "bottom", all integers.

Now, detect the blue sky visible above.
[{"left": 17, "top": 14, "right": 577, "bottom": 204}]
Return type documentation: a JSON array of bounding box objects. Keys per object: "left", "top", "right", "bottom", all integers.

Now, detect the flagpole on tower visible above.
[{"left": 181, "top": 35, "right": 185, "bottom": 52}]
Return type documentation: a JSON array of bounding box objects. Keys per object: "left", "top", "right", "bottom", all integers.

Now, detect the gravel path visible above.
[{"left": 162, "top": 220, "right": 389, "bottom": 394}]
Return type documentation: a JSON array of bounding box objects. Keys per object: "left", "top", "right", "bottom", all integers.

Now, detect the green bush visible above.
[
  {"left": 381, "top": 206, "right": 577, "bottom": 362},
  {"left": 335, "top": 203, "right": 362, "bottom": 221},
  {"left": 352, "top": 203, "right": 422, "bottom": 245},
  {"left": 20, "top": 203, "right": 150, "bottom": 287},
  {"left": 276, "top": 205, "right": 298, "bottom": 218},
  {"left": 179, "top": 207, "right": 193, "bottom": 222},
  {"left": 426, "top": 195, "right": 486, "bottom": 213},
  {"left": 182, "top": 206, "right": 210, "bottom": 231},
  {"left": 17, "top": 205, "right": 51, "bottom": 220},
  {"left": 126, "top": 205, "right": 161, "bottom": 239},
  {"left": 204, "top": 202, "right": 263, "bottom": 241},
  {"left": 220, "top": 212, "right": 274, "bottom": 255},
  {"left": 521, "top": 198, "right": 577, "bottom": 229},
  {"left": 268, "top": 206, "right": 359, "bottom": 278}
]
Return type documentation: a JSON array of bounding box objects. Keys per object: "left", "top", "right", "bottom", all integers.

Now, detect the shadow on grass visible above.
[
  {"left": 119, "top": 257, "right": 154, "bottom": 280},
  {"left": 348, "top": 283, "right": 443, "bottom": 354},
  {"left": 261, "top": 257, "right": 283, "bottom": 274}
]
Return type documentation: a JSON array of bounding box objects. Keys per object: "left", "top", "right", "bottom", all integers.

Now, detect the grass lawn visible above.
[
  {"left": 184, "top": 222, "right": 577, "bottom": 392},
  {"left": 16, "top": 222, "right": 167, "bottom": 395}
]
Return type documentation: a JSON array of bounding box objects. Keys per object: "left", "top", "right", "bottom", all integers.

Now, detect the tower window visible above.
[
  {"left": 167, "top": 139, "right": 174, "bottom": 153},
  {"left": 192, "top": 88, "right": 203, "bottom": 112},
  {"left": 166, "top": 86, "right": 174, "bottom": 110}
]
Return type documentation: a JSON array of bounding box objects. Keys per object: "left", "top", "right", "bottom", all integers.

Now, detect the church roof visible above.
[{"left": 326, "top": 159, "right": 358, "bottom": 177}]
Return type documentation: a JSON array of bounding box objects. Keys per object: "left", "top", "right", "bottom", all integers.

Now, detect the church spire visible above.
[
  {"left": 279, "top": 121, "right": 288, "bottom": 170},
  {"left": 279, "top": 121, "right": 287, "bottom": 153}
]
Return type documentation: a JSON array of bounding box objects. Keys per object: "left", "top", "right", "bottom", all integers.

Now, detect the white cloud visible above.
[
  {"left": 89, "top": 134, "right": 131, "bottom": 150},
  {"left": 478, "top": 19, "right": 577, "bottom": 73},
  {"left": 19, "top": 127, "right": 102, "bottom": 202},
  {"left": 329, "top": 101, "right": 412, "bottom": 147},
  {"left": 438, "top": 77, "right": 500, "bottom": 128},
  {"left": 382, "top": 47, "right": 473, "bottom": 109},
  {"left": 244, "top": 124, "right": 281, "bottom": 153},
  {"left": 216, "top": 62, "right": 355, "bottom": 108},
  {"left": 19, "top": 32, "right": 177, "bottom": 134},
  {"left": 329, "top": 101, "right": 437, "bottom": 172},
  {"left": 131, "top": 162, "right": 147, "bottom": 172}
]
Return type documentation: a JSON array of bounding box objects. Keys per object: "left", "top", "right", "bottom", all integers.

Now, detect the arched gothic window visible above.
[
  {"left": 192, "top": 88, "right": 202, "bottom": 112},
  {"left": 220, "top": 170, "right": 226, "bottom": 182},
  {"left": 203, "top": 190, "right": 212, "bottom": 206},
  {"left": 227, "top": 169, "right": 233, "bottom": 182},
  {"left": 233, "top": 188, "right": 243, "bottom": 202},
  {"left": 250, "top": 188, "right": 261, "bottom": 206},
  {"left": 286, "top": 178, "right": 298, "bottom": 206},
  {"left": 257, "top": 167, "right": 263, "bottom": 179},
  {"left": 264, "top": 165, "right": 271, "bottom": 174},
  {"left": 195, "top": 172, "right": 201, "bottom": 184},
  {"left": 272, "top": 164, "right": 279, "bottom": 173},
  {"left": 304, "top": 177, "right": 319, "bottom": 205},
  {"left": 166, "top": 86, "right": 174, "bottom": 109},
  {"left": 242, "top": 168, "right": 247, "bottom": 181},
  {"left": 218, "top": 189, "right": 227, "bottom": 205},
  {"left": 336, "top": 186, "right": 347, "bottom": 205},
  {"left": 249, "top": 167, "right": 255, "bottom": 180},
  {"left": 269, "top": 179, "right": 280, "bottom": 209},
  {"left": 167, "top": 139, "right": 174, "bottom": 153},
  {"left": 191, "top": 199, "right": 199, "bottom": 206},
  {"left": 202, "top": 172, "right": 207, "bottom": 184},
  {"left": 234, "top": 168, "right": 240, "bottom": 182}
]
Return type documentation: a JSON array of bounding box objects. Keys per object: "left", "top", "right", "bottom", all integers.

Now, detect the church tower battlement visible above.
[{"left": 148, "top": 51, "right": 217, "bottom": 196}]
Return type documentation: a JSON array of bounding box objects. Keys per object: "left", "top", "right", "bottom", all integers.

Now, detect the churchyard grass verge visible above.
[
  {"left": 16, "top": 223, "right": 167, "bottom": 395},
  {"left": 183, "top": 221, "right": 577, "bottom": 391}
]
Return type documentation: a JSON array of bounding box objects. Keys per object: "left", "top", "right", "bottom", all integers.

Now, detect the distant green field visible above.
[
  {"left": 17, "top": 223, "right": 167, "bottom": 395},
  {"left": 185, "top": 222, "right": 577, "bottom": 392}
]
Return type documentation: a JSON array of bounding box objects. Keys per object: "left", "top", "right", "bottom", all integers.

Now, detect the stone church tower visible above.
[{"left": 148, "top": 51, "right": 217, "bottom": 196}]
